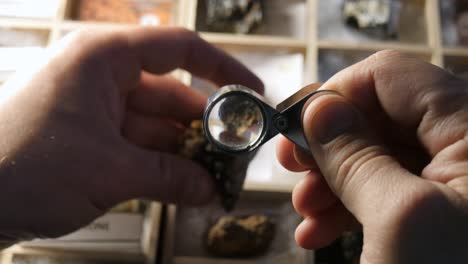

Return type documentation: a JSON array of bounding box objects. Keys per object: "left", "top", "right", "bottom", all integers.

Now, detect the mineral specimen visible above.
[
  {"left": 205, "top": 0, "right": 264, "bottom": 34},
  {"left": 205, "top": 215, "right": 275, "bottom": 257},
  {"left": 342, "top": 0, "right": 400, "bottom": 38},
  {"left": 178, "top": 120, "right": 254, "bottom": 211}
]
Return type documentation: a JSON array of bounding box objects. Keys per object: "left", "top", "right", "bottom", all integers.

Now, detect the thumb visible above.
[
  {"left": 302, "top": 92, "right": 417, "bottom": 222},
  {"left": 112, "top": 144, "right": 215, "bottom": 206}
]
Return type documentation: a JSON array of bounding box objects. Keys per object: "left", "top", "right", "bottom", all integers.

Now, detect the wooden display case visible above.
[{"left": 0, "top": 0, "right": 464, "bottom": 263}]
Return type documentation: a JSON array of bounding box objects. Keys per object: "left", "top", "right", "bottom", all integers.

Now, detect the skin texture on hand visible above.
[
  {"left": 0, "top": 27, "right": 263, "bottom": 240},
  {"left": 277, "top": 50, "right": 468, "bottom": 264}
]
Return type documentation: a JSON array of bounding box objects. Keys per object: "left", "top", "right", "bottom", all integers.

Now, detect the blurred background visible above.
[{"left": 0, "top": 0, "right": 464, "bottom": 263}]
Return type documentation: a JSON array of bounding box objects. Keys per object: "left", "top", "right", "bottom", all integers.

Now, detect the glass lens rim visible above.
[{"left": 204, "top": 91, "right": 267, "bottom": 153}]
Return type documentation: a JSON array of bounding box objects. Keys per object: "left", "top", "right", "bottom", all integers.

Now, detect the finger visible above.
[
  {"left": 302, "top": 92, "right": 422, "bottom": 222},
  {"left": 113, "top": 144, "right": 215, "bottom": 206},
  {"left": 276, "top": 136, "right": 308, "bottom": 172},
  {"left": 128, "top": 73, "right": 206, "bottom": 125},
  {"left": 292, "top": 170, "right": 339, "bottom": 216},
  {"left": 293, "top": 145, "right": 318, "bottom": 169},
  {"left": 126, "top": 27, "right": 264, "bottom": 93},
  {"left": 423, "top": 139, "right": 468, "bottom": 199},
  {"left": 295, "top": 203, "right": 358, "bottom": 249},
  {"left": 123, "top": 110, "right": 184, "bottom": 152},
  {"left": 320, "top": 50, "right": 468, "bottom": 156}
]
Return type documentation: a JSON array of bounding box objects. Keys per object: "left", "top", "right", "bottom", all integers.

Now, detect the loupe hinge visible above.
[{"left": 273, "top": 114, "right": 288, "bottom": 133}]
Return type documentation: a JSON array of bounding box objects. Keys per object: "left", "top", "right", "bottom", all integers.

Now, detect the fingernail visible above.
[{"left": 305, "top": 99, "right": 357, "bottom": 144}]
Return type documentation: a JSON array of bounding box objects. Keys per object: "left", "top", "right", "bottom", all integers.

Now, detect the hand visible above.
[
  {"left": 0, "top": 27, "right": 263, "bottom": 241},
  {"left": 277, "top": 50, "right": 468, "bottom": 263}
]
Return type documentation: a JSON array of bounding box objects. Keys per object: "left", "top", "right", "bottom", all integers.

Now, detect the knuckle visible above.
[
  {"left": 447, "top": 176, "right": 468, "bottom": 199},
  {"left": 371, "top": 49, "right": 404, "bottom": 62},
  {"left": 364, "top": 49, "right": 406, "bottom": 74}
]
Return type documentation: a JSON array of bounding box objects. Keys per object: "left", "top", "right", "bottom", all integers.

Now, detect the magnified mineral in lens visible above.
[
  {"left": 205, "top": 214, "right": 275, "bottom": 257},
  {"left": 219, "top": 95, "right": 263, "bottom": 134},
  {"left": 208, "top": 95, "right": 264, "bottom": 151}
]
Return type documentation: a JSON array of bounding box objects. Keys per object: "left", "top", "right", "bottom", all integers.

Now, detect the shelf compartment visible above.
[
  {"left": 318, "top": 0, "right": 428, "bottom": 44},
  {"left": 438, "top": 0, "right": 468, "bottom": 47},
  {"left": 161, "top": 191, "right": 312, "bottom": 264},
  {"left": 318, "top": 49, "right": 374, "bottom": 82},
  {"left": 0, "top": 0, "right": 61, "bottom": 20},
  {"left": 0, "top": 28, "right": 50, "bottom": 47},
  {"left": 195, "top": 0, "right": 308, "bottom": 40},
  {"left": 318, "top": 48, "right": 432, "bottom": 83},
  {"left": 65, "top": 0, "right": 179, "bottom": 26},
  {"left": 318, "top": 40, "right": 431, "bottom": 54},
  {"left": 0, "top": 47, "right": 45, "bottom": 82}
]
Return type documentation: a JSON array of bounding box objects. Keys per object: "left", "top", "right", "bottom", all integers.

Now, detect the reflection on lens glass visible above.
[{"left": 208, "top": 95, "right": 264, "bottom": 150}]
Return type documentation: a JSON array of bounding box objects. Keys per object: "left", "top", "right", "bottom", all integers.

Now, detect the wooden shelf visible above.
[
  {"left": 443, "top": 46, "right": 468, "bottom": 57},
  {"left": 200, "top": 32, "right": 307, "bottom": 51},
  {"left": 0, "top": 18, "right": 53, "bottom": 30},
  {"left": 60, "top": 20, "right": 137, "bottom": 31},
  {"left": 318, "top": 40, "right": 431, "bottom": 54}
]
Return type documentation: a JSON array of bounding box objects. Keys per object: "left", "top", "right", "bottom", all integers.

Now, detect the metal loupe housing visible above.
[{"left": 204, "top": 83, "right": 337, "bottom": 154}]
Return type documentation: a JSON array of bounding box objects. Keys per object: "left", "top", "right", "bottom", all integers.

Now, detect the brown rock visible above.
[
  {"left": 178, "top": 120, "right": 255, "bottom": 211},
  {"left": 205, "top": 215, "right": 275, "bottom": 257}
]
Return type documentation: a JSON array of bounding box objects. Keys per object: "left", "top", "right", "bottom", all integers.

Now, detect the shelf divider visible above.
[
  {"left": 443, "top": 46, "right": 468, "bottom": 57},
  {"left": 426, "top": 0, "right": 443, "bottom": 66},
  {"left": 305, "top": 0, "right": 318, "bottom": 83},
  {"left": 318, "top": 40, "right": 431, "bottom": 54},
  {"left": 0, "top": 18, "right": 53, "bottom": 29},
  {"left": 200, "top": 32, "right": 307, "bottom": 50},
  {"left": 48, "top": 0, "right": 69, "bottom": 44}
]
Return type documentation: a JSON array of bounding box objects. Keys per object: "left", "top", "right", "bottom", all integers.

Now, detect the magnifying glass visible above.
[{"left": 203, "top": 83, "right": 339, "bottom": 154}]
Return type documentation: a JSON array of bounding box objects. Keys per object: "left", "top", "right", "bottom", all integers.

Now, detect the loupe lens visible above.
[{"left": 207, "top": 94, "right": 264, "bottom": 151}]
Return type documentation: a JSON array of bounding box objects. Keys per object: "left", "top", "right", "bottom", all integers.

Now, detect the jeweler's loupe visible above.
[{"left": 203, "top": 84, "right": 339, "bottom": 154}]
